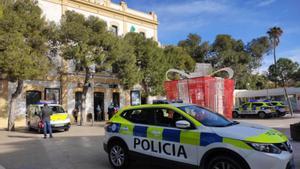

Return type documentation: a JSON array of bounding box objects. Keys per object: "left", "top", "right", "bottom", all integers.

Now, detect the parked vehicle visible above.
[
  {"left": 104, "top": 103, "right": 294, "bottom": 169},
  {"left": 233, "top": 102, "right": 277, "bottom": 119},
  {"left": 26, "top": 102, "right": 71, "bottom": 132},
  {"left": 268, "top": 101, "right": 289, "bottom": 117}
]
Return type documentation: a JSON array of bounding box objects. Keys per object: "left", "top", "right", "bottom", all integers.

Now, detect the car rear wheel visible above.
[
  {"left": 207, "top": 156, "right": 243, "bottom": 169},
  {"left": 258, "top": 111, "right": 266, "bottom": 119},
  {"left": 108, "top": 142, "right": 129, "bottom": 169}
]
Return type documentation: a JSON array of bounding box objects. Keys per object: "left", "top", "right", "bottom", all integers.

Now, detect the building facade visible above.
[{"left": 0, "top": 0, "right": 158, "bottom": 121}]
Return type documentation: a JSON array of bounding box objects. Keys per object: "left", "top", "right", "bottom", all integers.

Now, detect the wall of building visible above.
[
  {"left": 37, "top": 0, "right": 158, "bottom": 40},
  {"left": 0, "top": 0, "right": 159, "bottom": 122}
]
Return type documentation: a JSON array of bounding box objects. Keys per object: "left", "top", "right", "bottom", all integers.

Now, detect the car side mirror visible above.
[{"left": 176, "top": 120, "right": 191, "bottom": 129}]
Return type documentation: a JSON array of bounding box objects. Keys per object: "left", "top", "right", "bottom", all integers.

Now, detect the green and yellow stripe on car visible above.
[{"left": 106, "top": 123, "right": 253, "bottom": 150}]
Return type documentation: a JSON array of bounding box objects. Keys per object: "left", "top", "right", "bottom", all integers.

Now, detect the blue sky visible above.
[{"left": 113, "top": 0, "right": 300, "bottom": 72}]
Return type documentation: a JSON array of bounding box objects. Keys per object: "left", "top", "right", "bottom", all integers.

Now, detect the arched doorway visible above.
[{"left": 26, "top": 91, "right": 42, "bottom": 106}]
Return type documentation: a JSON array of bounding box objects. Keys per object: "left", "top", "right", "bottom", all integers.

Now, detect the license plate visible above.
[{"left": 55, "top": 124, "right": 64, "bottom": 127}]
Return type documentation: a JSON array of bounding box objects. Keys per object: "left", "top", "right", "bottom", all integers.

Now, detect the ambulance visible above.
[{"left": 103, "top": 103, "right": 294, "bottom": 169}]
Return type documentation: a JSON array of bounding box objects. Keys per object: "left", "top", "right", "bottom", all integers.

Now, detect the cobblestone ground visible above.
[{"left": 0, "top": 115, "right": 299, "bottom": 169}]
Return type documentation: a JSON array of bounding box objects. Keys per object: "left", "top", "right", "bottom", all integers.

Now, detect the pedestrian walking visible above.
[
  {"left": 41, "top": 104, "right": 53, "bottom": 139},
  {"left": 72, "top": 108, "right": 79, "bottom": 123}
]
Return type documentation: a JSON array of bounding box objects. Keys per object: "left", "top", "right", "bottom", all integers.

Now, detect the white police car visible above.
[{"left": 103, "top": 103, "right": 294, "bottom": 169}]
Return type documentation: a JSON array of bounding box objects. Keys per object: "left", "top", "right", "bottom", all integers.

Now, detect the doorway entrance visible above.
[
  {"left": 26, "top": 91, "right": 42, "bottom": 107},
  {"left": 112, "top": 92, "right": 120, "bottom": 107},
  {"left": 94, "top": 92, "right": 104, "bottom": 121}
]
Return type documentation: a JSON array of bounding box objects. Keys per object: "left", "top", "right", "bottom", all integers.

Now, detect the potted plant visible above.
[{"left": 290, "top": 122, "right": 300, "bottom": 141}]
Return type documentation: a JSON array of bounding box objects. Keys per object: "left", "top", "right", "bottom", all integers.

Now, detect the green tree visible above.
[
  {"left": 112, "top": 38, "right": 140, "bottom": 89},
  {"left": 208, "top": 34, "right": 271, "bottom": 89},
  {"left": 0, "top": 0, "right": 51, "bottom": 131},
  {"left": 164, "top": 46, "right": 195, "bottom": 80},
  {"left": 178, "top": 33, "right": 210, "bottom": 63},
  {"left": 124, "top": 33, "right": 166, "bottom": 99},
  {"left": 267, "top": 27, "right": 283, "bottom": 87},
  {"left": 268, "top": 58, "right": 299, "bottom": 85},
  {"left": 246, "top": 36, "right": 271, "bottom": 69},
  {"left": 58, "top": 11, "right": 119, "bottom": 125}
]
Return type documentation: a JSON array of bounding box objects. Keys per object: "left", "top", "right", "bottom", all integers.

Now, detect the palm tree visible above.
[
  {"left": 267, "top": 27, "right": 293, "bottom": 116},
  {"left": 267, "top": 27, "right": 283, "bottom": 87}
]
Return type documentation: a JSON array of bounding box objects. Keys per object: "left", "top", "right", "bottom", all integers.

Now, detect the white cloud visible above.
[
  {"left": 257, "top": 0, "right": 277, "bottom": 7},
  {"left": 278, "top": 48, "right": 300, "bottom": 63}
]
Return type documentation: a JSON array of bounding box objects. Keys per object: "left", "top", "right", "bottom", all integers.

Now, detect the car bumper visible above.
[
  {"left": 246, "top": 151, "right": 294, "bottom": 169},
  {"left": 51, "top": 123, "right": 71, "bottom": 129}
]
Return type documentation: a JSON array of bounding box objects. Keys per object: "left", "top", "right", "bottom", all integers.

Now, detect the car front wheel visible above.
[
  {"left": 108, "top": 142, "right": 129, "bottom": 169},
  {"left": 207, "top": 156, "right": 244, "bottom": 169},
  {"left": 258, "top": 111, "right": 266, "bottom": 119}
]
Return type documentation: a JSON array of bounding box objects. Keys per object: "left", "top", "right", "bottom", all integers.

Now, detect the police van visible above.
[{"left": 103, "top": 103, "right": 294, "bottom": 169}]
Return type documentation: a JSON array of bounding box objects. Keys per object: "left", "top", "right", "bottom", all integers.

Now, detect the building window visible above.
[
  {"left": 26, "top": 91, "right": 42, "bottom": 106},
  {"left": 112, "top": 63, "right": 118, "bottom": 73},
  {"left": 111, "top": 25, "right": 118, "bottom": 36},
  {"left": 45, "top": 88, "right": 60, "bottom": 104},
  {"left": 140, "top": 32, "right": 145, "bottom": 37}
]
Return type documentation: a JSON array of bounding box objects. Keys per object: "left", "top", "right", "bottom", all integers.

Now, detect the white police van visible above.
[{"left": 103, "top": 103, "right": 294, "bottom": 169}]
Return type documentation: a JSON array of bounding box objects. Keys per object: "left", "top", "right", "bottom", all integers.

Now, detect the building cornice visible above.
[{"left": 44, "top": 0, "right": 158, "bottom": 26}]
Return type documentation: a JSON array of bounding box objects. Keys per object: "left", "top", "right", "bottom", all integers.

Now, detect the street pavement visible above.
[{"left": 0, "top": 115, "right": 299, "bottom": 169}]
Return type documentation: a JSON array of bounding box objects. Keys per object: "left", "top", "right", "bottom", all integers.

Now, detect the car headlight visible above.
[{"left": 247, "top": 142, "right": 282, "bottom": 154}]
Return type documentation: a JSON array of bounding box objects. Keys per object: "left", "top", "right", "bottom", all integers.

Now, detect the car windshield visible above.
[
  {"left": 265, "top": 103, "right": 273, "bottom": 106},
  {"left": 178, "top": 105, "right": 237, "bottom": 127},
  {"left": 271, "top": 102, "right": 283, "bottom": 106},
  {"left": 49, "top": 106, "right": 65, "bottom": 113}
]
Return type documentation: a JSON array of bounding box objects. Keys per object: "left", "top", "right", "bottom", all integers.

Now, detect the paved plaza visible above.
[{"left": 0, "top": 115, "right": 299, "bottom": 169}]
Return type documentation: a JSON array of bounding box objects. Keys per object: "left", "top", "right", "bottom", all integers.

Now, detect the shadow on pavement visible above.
[{"left": 0, "top": 133, "right": 189, "bottom": 169}]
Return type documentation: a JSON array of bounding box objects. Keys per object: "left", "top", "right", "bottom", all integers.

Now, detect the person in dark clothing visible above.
[
  {"left": 72, "top": 108, "right": 79, "bottom": 123},
  {"left": 41, "top": 104, "right": 53, "bottom": 139},
  {"left": 108, "top": 102, "right": 114, "bottom": 120}
]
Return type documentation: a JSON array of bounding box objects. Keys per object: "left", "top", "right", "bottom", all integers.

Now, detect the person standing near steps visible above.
[{"left": 41, "top": 104, "right": 53, "bottom": 139}]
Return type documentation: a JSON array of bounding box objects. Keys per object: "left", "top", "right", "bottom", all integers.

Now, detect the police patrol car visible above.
[
  {"left": 103, "top": 103, "right": 294, "bottom": 169},
  {"left": 233, "top": 101, "right": 277, "bottom": 119},
  {"left": 26, "top": 102, "right": 71, "bottom": 132},
  {"left": 269, "top": 101, "right": 289, "bottom": 117}
]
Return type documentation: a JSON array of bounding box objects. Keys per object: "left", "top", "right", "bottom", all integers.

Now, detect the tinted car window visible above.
[
  {"left": 49, "top": 106, "right": 65, "bottom": 113},
  {"left": 252, "top": 103, "right": 263, "bottom": 107},
  {"left": 121, "top": 109, "right": 155, "bottom": 125},
  {"left": 154, "top": 108, "right": 186, "bottom": 128},
  {"left": 242, "top": 103, "right": 250, "bottom": 108},
  {"left": 179, "top": 105, "right": 234, "bottom": 127}
]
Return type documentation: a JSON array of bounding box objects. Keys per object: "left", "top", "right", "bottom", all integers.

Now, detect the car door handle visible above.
[{"left": 151, "top": 131, "right": 161, "bottom": 135}]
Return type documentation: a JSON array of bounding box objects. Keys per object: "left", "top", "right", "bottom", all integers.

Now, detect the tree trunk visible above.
[
  {"left": 79, "top": 67, "right": 90, "bottom": 126},
  {"left": 273, "top": 41, "right": 277, "bottom": 88},
  {"left": 141, "top": 80, "right": 150, "bottom": 104},
  {"left": 281, "top": 78, "right": 294, "bottom": 117},
  {"left": 7, "top": 80, "right": 24, "bottom": 131}
]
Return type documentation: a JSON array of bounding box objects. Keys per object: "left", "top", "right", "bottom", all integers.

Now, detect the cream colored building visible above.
[{"left": 0, "top": 0, "right": 158, "bottom": 123}]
